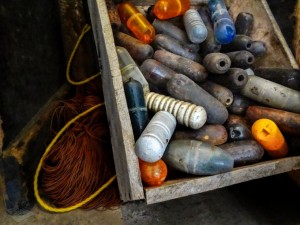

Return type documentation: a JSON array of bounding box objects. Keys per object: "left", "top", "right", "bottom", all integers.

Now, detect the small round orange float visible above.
[{"left": 138, "top": 159, "right": 168, "bottom": 187}]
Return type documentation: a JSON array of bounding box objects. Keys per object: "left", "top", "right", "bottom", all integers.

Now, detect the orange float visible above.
[
  {"left": 138, "top": 159, "right": 168, "bottom": 186},
  {"left": 251, "top": 118, "right": 288, "bottom": 158},
  {"left": 117, "top": 1, "right": 155, "bottom": 44}
]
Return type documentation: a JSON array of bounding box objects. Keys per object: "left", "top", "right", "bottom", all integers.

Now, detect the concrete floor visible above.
[
  {"left": 0, "top": 183, "right": 122, "bottom": 225},
  {"left": 121, "top": 174, "right": 300, "bottom": 225},
  {"left": 1, "top": 173, "right": 300, "bottom": 225}
]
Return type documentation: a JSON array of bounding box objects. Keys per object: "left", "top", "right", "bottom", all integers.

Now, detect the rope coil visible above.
[{"left": 34, "top": 24, "right": 118, "bottom": 213}]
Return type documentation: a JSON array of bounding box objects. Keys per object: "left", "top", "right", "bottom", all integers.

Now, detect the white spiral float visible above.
[{"left": 146, "top": 92, "right": 207, "bottom": 129}]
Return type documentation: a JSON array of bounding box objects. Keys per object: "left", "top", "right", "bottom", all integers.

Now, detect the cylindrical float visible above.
[
  {"left": 135, "top": 111, "right": 176, "bottom": 163},
  {"left": 163, "top": 139, "right": 234, "bottom": 175},
  {"left": 117, "top": 1, "right": 155, "bottom": 43},
  {"left": 240, "top": 76, "right": 300, "bottom": 113},
  {"left": 146, "top": 92, "right": 207, "bottom": 129},
  {"left": 251, "top": 118, "right": 289, "bottom": 158}
]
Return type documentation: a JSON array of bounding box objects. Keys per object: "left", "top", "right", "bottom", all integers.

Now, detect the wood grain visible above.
[
  {"left": 87, "top": 0, "right": 144, "bottom": 201},
  {"left": 2, "top": 84, "right": 70, "bottom": 164},
  {"left": 294, "top": 0, "right": 300, "bottom": 66},
  {"left": 145, "top": 157, "right": 300, "bottom": 204}
]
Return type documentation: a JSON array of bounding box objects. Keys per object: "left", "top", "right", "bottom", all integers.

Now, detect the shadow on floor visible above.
[{"left": 121, "top": 173, "right": 300, "bottom": 225}]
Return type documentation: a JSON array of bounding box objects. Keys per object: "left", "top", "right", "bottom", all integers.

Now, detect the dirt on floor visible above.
[{"left": 1, "top": 174, "right": 300, "bottom": 225}]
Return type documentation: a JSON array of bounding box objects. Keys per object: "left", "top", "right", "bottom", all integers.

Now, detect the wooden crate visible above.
[{"left": 87, "top": 0, "right": 300, "bottom": 204}]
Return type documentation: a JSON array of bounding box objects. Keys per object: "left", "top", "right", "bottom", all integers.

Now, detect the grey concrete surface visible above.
[
  {"left": 0, "top": 194, "right": 122, "bottom": 225},
  {"left": 121, "top": 174, "right": 300, "bottom": 225},
  {"left": 1, "top": 174, "right": 300, "bottom": 225}
]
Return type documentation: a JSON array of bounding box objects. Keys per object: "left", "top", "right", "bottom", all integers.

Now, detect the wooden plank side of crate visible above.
[
  {"left": 294, "top": 0, "right": 300, "bottom": 66},
  {"left": 2, "top": 84, "right": 70, "bottom": 163},
  {"left": 87, "top": 0, "right": 144, "bottom": 201},
  {"left": 259, "top": 0, "right": 298, "bottom": 69},
  {"left": 144, "top": 156, "right": 300, "bottom": 204}
]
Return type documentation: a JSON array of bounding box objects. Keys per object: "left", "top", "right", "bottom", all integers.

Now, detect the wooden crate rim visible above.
[
  {"left": 87, "top": 0, "right": 300, "bottom": 204},
  {"left": 144, "top": 156, "right": 300, "bottom": 204}
]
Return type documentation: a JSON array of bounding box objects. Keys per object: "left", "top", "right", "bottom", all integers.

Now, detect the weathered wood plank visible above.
[
  {"left": 1, "top": 0, "right": 97, "bottom": 163},
  {"left": 2, "top": 84, "right": 70, "bottom": 164},
  {"left": 294, "top": 0, "right": 300, "bottom": 66},
  {"left": 87, "top": 0, "right": 144, "bottom": 201},
  {"left": 145, "top": 157, "right": 300, "bottom": 204},
  {"left": 260, "top": 0, "right": 298, "bottom": 69},
  {"left": 106, "top": 0, "right": 122, "bottom": 31}
]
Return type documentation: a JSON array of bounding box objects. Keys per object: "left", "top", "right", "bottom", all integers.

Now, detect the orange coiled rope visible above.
[
  {"left": 33, "top": 25, "right": 121, "bottom": 213},
  {"left": 40, "top": 80, "right": 121, "bottom": 210},
  {"left": 34, "top": 23, "right": 121, "bottom": 212}
]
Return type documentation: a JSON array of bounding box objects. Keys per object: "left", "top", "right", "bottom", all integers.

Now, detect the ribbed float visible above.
[{"left": 146, "top": 92, "right": 207, "bottom": 129}]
